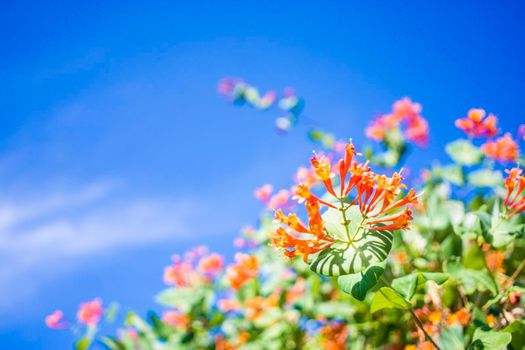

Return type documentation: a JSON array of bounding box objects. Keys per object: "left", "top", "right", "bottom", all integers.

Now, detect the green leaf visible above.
[
  {"left": 447, "top": 263, "right": 498, "bottom": 295},
  {"left": 104, "top": 302, "right": 119, "bottom": 323},
  {"left": 468, "top": 169, "right": 503, "bottom": 188},
  {"left": 468, "top": 328, "right": 512, "bottom": 350},
  {"left": 489, "top": 206, "right": 523, "bottom": 248},
  {"left": 439, "top": 326, "right": 465, "bottom": 350},
  {"left": 75, "top": 337, "right": 91, "bottom": 350},
  {"left": 503, "top": 320, "right": 525, "bottom": 350},
  {"left": 337, "top": 261, "right": 386, "bottom": 300},
  {"left": 309, "top": 206, "right": 393, "bottom": 276},
  {"left": 100, "top": 337, "right": 126, "bottom": 350},
  {"left": 391, "top": 272, "right": 449, "bottom": 300},
  {"left": 370, "top": 287, "right": 411, "bottom": 313},
  {"left": 445, "top": 139, "right": 483, "bottom": 166}
]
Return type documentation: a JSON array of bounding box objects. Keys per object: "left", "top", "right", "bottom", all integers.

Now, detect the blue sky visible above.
[{"left": 1, "top": 1, "right": 524, "bottom": 348}]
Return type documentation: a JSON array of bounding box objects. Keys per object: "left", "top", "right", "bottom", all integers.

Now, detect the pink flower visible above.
[
  {"left": 162, "top": 310, "right": 189, "bottom": 328},
  {"left": 518, "top": 124, "right": 525, "bottom": 141},
  {"left": 163, "top": 262, "right": 196, "bottom": 287},
  {"left": 77, "top": 298, "right": 103, "bottom": 327},
  {"left": 45, "top": 310, "right": 68, "bottom": 330},
  {"left": 267, "top": 189, "right": 291, "bottom": 210},
  {"left": 218, "top": 299, "right": 241, "bottom": 312},
  {"left": 254, "top": 184, "right": 273, "bottom": 203}
]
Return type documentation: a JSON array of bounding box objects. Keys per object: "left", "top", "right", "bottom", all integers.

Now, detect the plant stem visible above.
[{"left": 409, "top": 308, "right": 442, "bottom": 350}]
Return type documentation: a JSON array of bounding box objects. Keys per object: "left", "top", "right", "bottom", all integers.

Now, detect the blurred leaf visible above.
[
  {"left": 337, "top": 261, "right": 386, "bottom": 300},
  {"left": 439, "top": 326, "right": 465, "bottom": 350},
  {"left": 370, "top": 287, "right": 411, "bottom": 313},
  {"left": 467, "top": 328, "right": 512, "bottom": 350},
  {"left": 463, "top": 244, "right": 486, "bottom": 270},
  {"left": 447, "top": 263, "right": 498, "bottom": 295},
  {"left": 105, "top": 302, "right": 119, "bottom": 323},
  {"left": 502, "top": 320, "right": 525, "bottom": 350},
  {"left": 445, "top": 139, "right": 483, "bottom": 166},
  {"left": 391, "top": 272, "right": 449, "bottom": 300},
  {"left": 468, "top": 169, "right": 503, "bottom": 188},
  {"left": 101, "top": 337, "right": 126, "bottom": 350},
  {"left": 75, "top": 337, "right": 91, "bottom": 350}
]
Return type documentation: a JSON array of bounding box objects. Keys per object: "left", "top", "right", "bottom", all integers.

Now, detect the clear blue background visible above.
[{"left": 0, "top": 1, "right": 524, "bottom": 349}]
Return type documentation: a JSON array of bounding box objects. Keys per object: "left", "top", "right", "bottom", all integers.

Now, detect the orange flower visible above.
[
  {"left": 486, "top": 251, "right": 505, "bottom": 273},
  {"left": 481, "top": 133, "right": 519, "bottom": 162},
  {"left": 455, "top": 108, "right": 498, "bottom": 138},
  {"left": 428, "top": 311, "right": 442, "bottom": 325},
  {"left": 226, "top": 253, "right": 259, "bottom": 290},
  {"left": 243, "top": 294, "right": 279, "bottom": 320},
  {"left": 486, "top": 314, "right": 497, "bottom": 328},
  {"left": 447, "top": 308, "right": 470, "bottom": 326},
  {"left": 272, "top": 142, "right": 417, "bottom": 261},
  {"left": 503, "top": 167, "right": 525, "bottom": 217},
  {"left": 319, "top": 322, "right": 349, "bottom": 350}
]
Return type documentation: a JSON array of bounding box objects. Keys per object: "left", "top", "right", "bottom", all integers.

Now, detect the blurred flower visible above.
[
  {"left": 455, "top": 108, "right": 498, "bottom": 138},
  {"left": 197, "top": 253, "right": 224, "bottom": 279},
  {"left": 218, "top": 299, "right": 241, "bottom": 313},
  {"left": 254, "top": 184, "right": 273, "bottom": 203},
  {"left": 486, "top": 314, "right": 497, "bottom": 328},
  {"left": 226, "top": 253, "right": 259, "bottom": 290},
  {"left": 366, "top": 97, "right": 428, "bottom": 147},
  {"left": 164, "top": 261, "right": 198, "bottom": 287},
  {"left": 319, "top": 321, "right": 349, "bottom": 350},
  {"left": 486, "top": 250, "right": 505, "bottom": 273},
  {"left": 244, "top": 294, "right": 278, "bottom": 320},
  {"left": 518, "top": 124, "right": 525, "bottom": 141},
  {"left": 162, "top": 310, "right": 189, "bottom": 329},
  {"left": 45, "top": 310, "right": 68, "bottom": 330},
  {"left": 77, "top": 298, "right": 103, "bottom": 327},
  {"left": 447, "top": 308, "right": 470, "bottom": 326},
  {"left": 481, "top": 133, "right": 519, "bottom": 162},
  {"left": 503, "top": 167, "right": 525, "bottom": 217},
  {"left": 267, "top": 189, "right": 291, "bottom": 210}
]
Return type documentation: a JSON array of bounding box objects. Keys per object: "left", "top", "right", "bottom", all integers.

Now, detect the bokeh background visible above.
[{"left": 1, "top": 1, "right": 524, "bottom": 348}]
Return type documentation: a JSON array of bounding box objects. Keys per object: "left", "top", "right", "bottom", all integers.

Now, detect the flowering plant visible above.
[{"left": 46, "top": 82, "right": 525, "bottom": 350}]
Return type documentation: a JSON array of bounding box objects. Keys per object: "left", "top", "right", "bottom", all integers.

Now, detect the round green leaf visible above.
[{"left": 309, "top": 207, "right": 393, "bottom": 276}]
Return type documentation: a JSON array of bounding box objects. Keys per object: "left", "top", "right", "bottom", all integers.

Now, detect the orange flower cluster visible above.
[
  {"left": 366, "top": 97, "right": 429, "bottom": 147},
  {"left": 455, "top": 108, "right": 498, "bottom": 138},
  {"left": 244, "top": 294, "right": 279, "bottom": 320},
  {"left": 504, "top": 167, "right": 525, "bottom": 218},
  {"left": 482, "top": 133, "right": 519, "bottom": 162},
  {"left": 272, "top": 142, "right": 418, "bottom": 261},
  {"left": 319, "top": 321, "right": 349, "bottom": 350},
  {"left": 225, "top": 253, "right": 259, "bottom": 290}
]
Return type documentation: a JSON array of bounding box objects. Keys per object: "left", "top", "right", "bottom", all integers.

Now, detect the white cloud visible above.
[{"left": 0, "top": 181, "right": 199, "bottom": 312}]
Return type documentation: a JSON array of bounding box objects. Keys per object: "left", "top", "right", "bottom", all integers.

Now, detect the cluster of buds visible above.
[
  {"left": 272, "top": 142, "right": 418, "bottom": 261},
  {"left": 366, "top": 97, "right": 429, "bottom": 147},
  {"left": 504, "top": 167, "right": 525, "bottom": 217}
]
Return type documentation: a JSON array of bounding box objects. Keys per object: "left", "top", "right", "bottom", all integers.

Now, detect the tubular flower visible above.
[
  {"left": 365, "top": 97, "right": 429, "bottom": 147},
  {"left": 482, "top": 133, "right": 519, "bottom": 162},
  {"left": 226, "top": 253, "right": 259, "bottom": 290},
  {"left": 503, "top": 167, "right": 525, "bottom": 218},
  {"left": 455, "top": 108, "right": 498, "bottom": 138},
  {"left": 272, "top": 142, "right": 418, "bottom": 261},
  {"left": 77, "top": 298, "right": 103, "bottom": 327}
]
